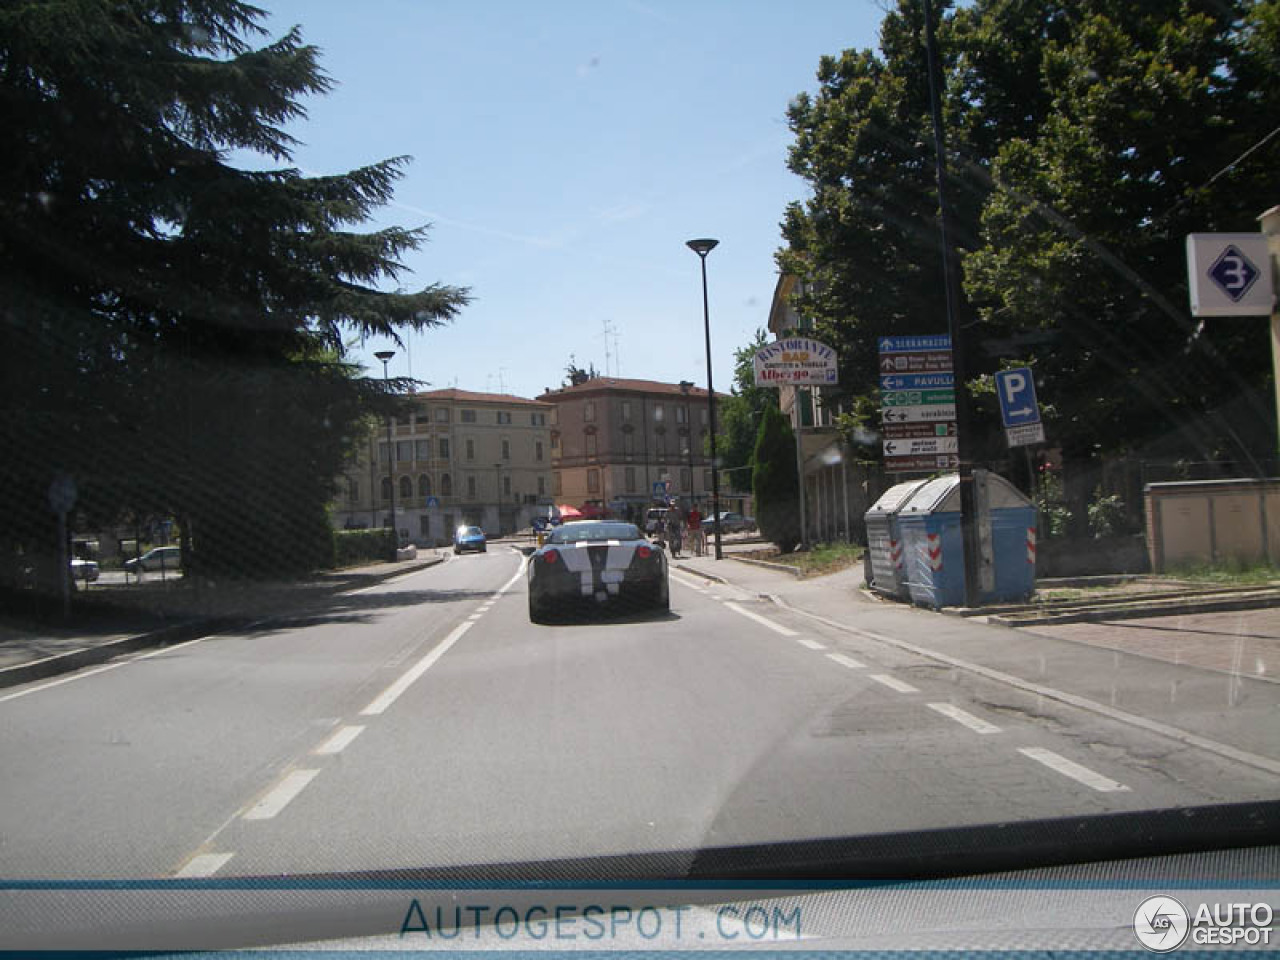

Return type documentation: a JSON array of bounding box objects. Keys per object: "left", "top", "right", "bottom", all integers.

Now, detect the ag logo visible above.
[{"left": 1134, "top": 895, "right": 1190, "bottom": 952}]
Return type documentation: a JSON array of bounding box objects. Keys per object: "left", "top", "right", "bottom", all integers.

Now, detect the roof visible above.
[
  {"left": 412, "top": 388, "right": 550, "bottom": 407},
  {"left": 538, "top": 378, "right": 728, "bottom": 401}
]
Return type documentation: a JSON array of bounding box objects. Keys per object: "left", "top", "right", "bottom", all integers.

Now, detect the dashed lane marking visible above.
[
  {"left": 928, "top": 702, "right": 1001, "bottom": 734},
  {"left": 313, "top": 725, "right": 365, "bottom": 755},
  {"left": 724, "top": 601, "right": 800, "bottom": 637},
  {"left": 1018, "top": 747, "right": 1131, "bottom": 793},
  {"left": 360, "top": 621, "right": 473, "bottom": 717},
  {"left": 242, "top": 769, "right": 320, "bottom": 820},
  {"left": 869, "top": 673, "right": 919, "bottom": 694},
  {"left": 174, "top": 852, "right": 234, "bottom": 878},
  {"left": 826, "top": 652, "right": 867, "bottom": 670}
]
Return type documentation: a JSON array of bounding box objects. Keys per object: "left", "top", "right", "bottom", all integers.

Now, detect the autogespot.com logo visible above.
[{"left": 1134, "top": 895, "right": 1190, "bottom": 952}]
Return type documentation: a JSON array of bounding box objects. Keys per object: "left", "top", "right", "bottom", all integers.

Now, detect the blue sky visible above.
[{"left": 255, "top": 0, "right": 886, "bottom": 399}]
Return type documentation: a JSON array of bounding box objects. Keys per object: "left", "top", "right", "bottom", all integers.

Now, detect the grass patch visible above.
[
  {"left": 1164, "top": 561, "right": 1280, "bottom": 586},
  {"left": 737, "top": 541, "right": 864, "bottom": 579}
]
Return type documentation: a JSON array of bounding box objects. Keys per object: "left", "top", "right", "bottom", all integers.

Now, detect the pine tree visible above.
[{"left": 752, "top": 405, "right": 800, "bottom": 553}]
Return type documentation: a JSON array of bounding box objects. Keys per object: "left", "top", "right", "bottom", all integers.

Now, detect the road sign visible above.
[
  {"left": 878, "top": 334, "right": 951, "bottom": 353},
  {"left": 882, "top": 389, "right": 955, "bottom": 407},
  {"left": 883, "top": 437, "right": 958, "bottom": 457},
  {"left": 882, "top": 421, "right": 956, "bottom": 440},
  {"left": 879, "top": 372, "right": 954, "bottom": 391},
  {"left": 995, "top": 367, "right": 1040, "bottom": 427},
  {"left": 881, "top": 404, "right": 957, "bottom": 423},
  {"left": 425, "top": 496, "right": 439, "bottom": 508},
  {"left": 885, "top": 454, "right": 959, "bottom": 473},
  {"left": 1005, "top": 422, "right": 1045, "bottom": 447},
  {"left": 753, "top": 337, "right": 839, "bottom": 386},
  {"left": 878, "top": 350, "right": 952, "bottom": 374},
  {"left": 1186, "top": 233, "right": 1274, "bottom": 317}
]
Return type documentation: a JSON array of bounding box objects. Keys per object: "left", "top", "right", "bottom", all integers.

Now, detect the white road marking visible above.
[
  {"left": 242, "top": 769, "right": 320, "bottom": 820},
  {"left": 360, "top": 621, "right": 472, "bottom": 716},
  {"left": 928, "top": 702, "right": 1001, "bottom": 734},
  {"left": 1018, "top": 747, "right": 1130, "bottom": 793},
  {"left": 724, "top": 602, "right": 799, "bottom": 637},
  {"left": 826, "top": 652, "right": 866, "bottom": 670},
  {"left": 0, "top": 635, "right": 212, "bottom": 704},
  {"left": 313, "top": 725, "right": 365, "bottom": 755},
  {"left": 174, "top": 852, "right": 234, "bottom": 878},
  {"left": 467, "top": 614, "right": 483, "bottom": 621},
  {"left": 794, "top": 636, "right": 827, "bottom": 651},
  {"left": 869, "top": 673, "right": 919, "bottom": 693}
]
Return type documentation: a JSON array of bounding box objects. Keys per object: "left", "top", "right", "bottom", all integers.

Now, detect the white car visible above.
[{"left": 70, "top": 558, "right": 99, "bottom": 582}]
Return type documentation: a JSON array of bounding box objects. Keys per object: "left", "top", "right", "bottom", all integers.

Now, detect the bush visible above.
[
  {"left": 333, "top": 528, "right": 395, "bottom": 567},
  {"left": 752, "top": 404, "right": 800, "bottom": 553},
  {"left": 1087, "top": 489, "right": 1126, "bottom": 539}
]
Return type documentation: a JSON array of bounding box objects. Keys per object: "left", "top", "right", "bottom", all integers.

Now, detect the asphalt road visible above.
[{"left": 1, "top": 547, "right": 1276, "bottom": 880}]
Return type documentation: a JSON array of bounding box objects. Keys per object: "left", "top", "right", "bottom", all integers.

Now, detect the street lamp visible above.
[
  {"left": 375, "top": 350, "right": 396, "bottom": 549},
  {"left": 494, "top": 462, "right": 503, "bottom": 535},
  {"left": 686, "top": 237, "right": 723, "bottom": 560}
]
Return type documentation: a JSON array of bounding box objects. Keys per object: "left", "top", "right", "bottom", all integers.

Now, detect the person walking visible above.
[
  {"left": 687, "top": 504, "right": 703, "bottom": 557},
  {"left": 665, "top": 505, "right": 684, "bottom": 558}
]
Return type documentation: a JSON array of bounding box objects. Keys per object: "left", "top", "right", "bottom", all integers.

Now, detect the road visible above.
[{"left": 1, "top": 546, "right": 1277, "bottom": 880}]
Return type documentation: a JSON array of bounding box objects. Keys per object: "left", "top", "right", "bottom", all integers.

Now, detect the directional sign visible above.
[
  {"left": 882, "top": 421, "right": 956, "bottom": 440},
  {"left": 882, "top": 389, "right": 955, "bottom": 407},
  {"left": 1006, "top": 422, "right": 1045, "bottom": 448},
  {"left": 879, "top": 350, "right": 953, "bottom": 374},
  {"left": 879, "top": 372, "right": 955, "bottom": 392},
  {"left": 878, "top": 335, "right": 951, "bottom": 353},
  {"left": 883, "top": 437, "right": 958, "bottom": 457},
  {"left": 885, "top": 454, "right": 959, "bottom": 473},
  {"left": 995, "top": 368, "right": 1040, "bottom": 427},
  {"left": 881, "top": 404, "right": 957, "bottom": 424},
  {"left": 1186, "top": 233, "right": 1274, "bottom": 317}
]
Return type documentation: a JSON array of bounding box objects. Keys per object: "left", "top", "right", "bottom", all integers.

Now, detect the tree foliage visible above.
[
  {"left": 780, "top": 0, "right": 1280, "bottom": 474},
  {"left": 715, "top": 329, "right": 780, "bottom": 478},
  {"left": 0, "top": 0, "right": 468, "bottom": 594},
  {"left": 752, "top": 404, "right": 800, "bottom": 553}
]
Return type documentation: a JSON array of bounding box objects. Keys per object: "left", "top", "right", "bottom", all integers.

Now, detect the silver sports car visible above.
[{"left": 527, "top": 521, "right": 669, "bottom": 623}]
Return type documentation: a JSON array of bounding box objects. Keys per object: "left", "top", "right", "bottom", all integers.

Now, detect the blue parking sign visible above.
[{"left": 995, "top": 367, "right": 1040, "bottom": 427}]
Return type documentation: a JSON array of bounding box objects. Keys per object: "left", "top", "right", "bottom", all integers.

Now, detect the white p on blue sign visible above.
[{"left": 995, "top": 367, "right": 1040, "bottom": 427}]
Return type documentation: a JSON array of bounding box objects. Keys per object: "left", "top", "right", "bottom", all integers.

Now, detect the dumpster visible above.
[
  {"left": 897, "top": 471, "right": 1037, "bottom": 608},
  {"left": 864, "top": 478, "right": 932, "bottom": 599}
]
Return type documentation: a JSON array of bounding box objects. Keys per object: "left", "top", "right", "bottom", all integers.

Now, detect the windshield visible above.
[{"left": 2, "top": 0, "right": 1278, "bottom": 946}]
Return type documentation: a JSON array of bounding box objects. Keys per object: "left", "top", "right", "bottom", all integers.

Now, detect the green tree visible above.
[
  {"left": 715, "top": 329, "right": 780, "bottom": 479},
  {"left": 752, "top": 404, "right": 800, "bottom": 553},
  {"left": 0, "top": 0, "right": 468, "bottom": 595}
]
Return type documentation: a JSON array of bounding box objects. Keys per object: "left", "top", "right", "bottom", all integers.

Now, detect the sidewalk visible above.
[{"left": 0, "top": 552, "right": 446, "bottom": 689}]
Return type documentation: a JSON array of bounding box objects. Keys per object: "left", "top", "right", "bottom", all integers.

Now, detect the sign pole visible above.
[
  {"left": 794, "top": 405, "right": 808, "bottom": 550},
  {"left": 1260, "top": 207, "right": 1280, "bottom": 457}
]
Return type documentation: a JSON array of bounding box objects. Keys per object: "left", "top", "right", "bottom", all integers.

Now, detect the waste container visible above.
[
  {"left": 864, "top": 478, "right": 932, "bottom": 599},
  {"left": 897, "top": 471, "right": 1037, "bottom": 609}
]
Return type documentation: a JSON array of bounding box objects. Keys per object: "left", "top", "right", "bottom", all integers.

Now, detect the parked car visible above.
[
  {"left": 123, "top": 546, "right": 181, "bottom": 573},
  {"left": 643, "top": 507, "right": 669, "bottom": 535},
  {"left": 705, "top": 512, "right": 755, "bottom": 535},
  {"left": 453, "top": 525, "right": 487, "bottom": 554},
  {"left": 69, "top": 557, "right": 99, "bottom": 582},
  {"left": 527, "top": 521, "right": 668, "bottom": 622}
]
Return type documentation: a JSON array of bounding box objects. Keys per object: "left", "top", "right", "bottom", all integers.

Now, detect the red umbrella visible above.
[{"left": 555, "top": 504, "right": 584, "bottom": 520}]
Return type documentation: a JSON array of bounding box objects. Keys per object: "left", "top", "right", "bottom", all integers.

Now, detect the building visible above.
[
  {"left": 538, "top": 378, "right": 735, "bottom": 521},
  {"left": 333, "top": 389, "right": 553, "bottom": 545}
]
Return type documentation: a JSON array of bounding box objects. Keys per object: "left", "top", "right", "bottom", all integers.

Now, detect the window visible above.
[
  {"left": 380, "top": 477, "right": 392, "bottom": 502},
  {"left": 700, "top": 407, "right": 708, "bottom": 425},
  {"left": 418, "top": 474, "right": 431, "bottom": 498},
  {"left": 703, "top": 469, "right": 713, "bottom": 490},
  {"left": 621, "top": 400, "right": 632, "bottom": 421},
  {"left": 396, "top": 440, "right": 411, "bottom": 463},
  {"left": 419, "top": 515, "right": 430, "bottom": 537},
  {"left": 654, "top": 404, "right": 664, "bottom": 422},
  {"left": 623, "top": 432, "right": 635, "bottom": 455},
  {"left": 435, "top": 408, "right": 449, "bottom": 423},
  {"left": 585, "top": 432, "right": 597, "bottom": 456},
  {"left": 584, "top": 400, "right": 595, "bottom": 422},
  {"left": 680, "top": 467, "right": 691, "bottom": 492},
  {"left": 587, "top": 468, "right": 599, "bottom": 493},
  {"left": 395, "top": 412, "right": 412, "bottom": 427},
  {"left": 537, "top": 476, "right": 545, "bottom": 495},
  {"left": 550, "top": 432, "right": 560, "bottom": 450},
  {"left": 680, "top": 433, "right": 690, "bottom": 456},
  {"left": 553, "top": 473, "right": 562, "bottom": 497},
  {"left": 378, "top": 441, "right": 391, "bottom": 463},
  {"left": 461, "top": 409, "right": 476, "bottom": 423},
  {"left": 467, "top": 475, "right": 476, "bottom": 498},
  {"left": 676, "top": 405, "right": 687, "bottom": 424},
  {"left": 625, "top": 466, "right": 636, "bottom": 492},
  {"left": 535, "top": 440, "right": 543, "bottom": 461},
  {"left": 496, "top": 411, "right": 512, "bottom": 424},
  {"left": 439, "top": 437, "right": 450, "bottom": 458},
  {"left": 503, "top": 475, "right": 511, "bottom": 495},
  {"left": 531, "top": 412, "right": 546, "bottom": 426},
  {"left": 415, "top": 439, "right": 430, "bottom": 460},
  {"left": 501, "top": 438, "right": 510, "bottom": 460},
  {"left": 440, "top": 473, "right": 452, "bottom": 496},
  {"left": 399, "top": 476, "right": 412, "bottom": 499},
  {"left": 348, "top": 478, "right": 359, "bottom": 503},
  {"left": 466, "top": 438, "right": 475, "bottom": 460},
  {"left": 656, "top": 435, "right": 665, "bottom": 459}
]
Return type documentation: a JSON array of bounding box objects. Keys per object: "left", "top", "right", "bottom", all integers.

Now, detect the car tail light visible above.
[
  {"left": 636, "top": 545, "right": 651, "bottom": 559},
  {"left": 542, "top": 549, "right": 560, "bottom": 564}
]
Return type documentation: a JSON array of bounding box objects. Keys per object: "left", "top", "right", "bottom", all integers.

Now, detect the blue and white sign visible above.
[
  {"left": 425, "top": 496, "right": 440, "bottom": 508},
  {"left": 1187, "top": 233, "right": 1274, "bottom": 317},
  {"left": 879, "top": 372, "right": 954, "bottom": 391},
  {"left": 995, "top": 367, "right": 1040, "bottom": 427},
  {"left": 878, "top": 334, "right": 951, "bottom": 353}
]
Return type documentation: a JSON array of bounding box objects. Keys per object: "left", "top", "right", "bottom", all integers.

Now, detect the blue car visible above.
[{"left": 453, "top": 525, "right": 487, "bottom": 554}]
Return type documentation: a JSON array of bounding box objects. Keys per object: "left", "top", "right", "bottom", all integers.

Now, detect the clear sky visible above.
[{"left": 255, "top": 0, "right": 886, "bottom": 399}]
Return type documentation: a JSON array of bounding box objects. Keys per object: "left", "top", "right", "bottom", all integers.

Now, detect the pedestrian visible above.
[
  {"left": 687, "top": 504, "right": 703, "bottom": 556},
  {"left": 665, "top": 505, "right": 684, "bottom": 558}
]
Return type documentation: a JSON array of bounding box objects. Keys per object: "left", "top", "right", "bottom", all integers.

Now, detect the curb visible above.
[
  {"left": 729, "top": 556, "right": 804, "bottom": 578},
  {"left": 988, "top": 591, "right": 1280, "bottom": 626},
  {"left": 0, "top": 555, "right": 447, "bottom": 691},
  {"left": 673, "top": 563, "right": 730, "bottom": 585}
]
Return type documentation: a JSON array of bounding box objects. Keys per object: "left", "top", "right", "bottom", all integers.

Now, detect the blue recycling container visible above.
[
  {"left": 897, "top": 472, "right": 1037, "bottom": 609},
  {"left": 863, "top": 478, "right": 931, "bottom": 599}
]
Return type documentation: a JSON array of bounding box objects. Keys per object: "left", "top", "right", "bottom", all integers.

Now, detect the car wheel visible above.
[
  {"left": 453, "top": 547, "right": 460, "bottom": 555},
  {"left": 652, "top": 577, "right": 670, "bottom": 613},
  {"left": 528, "top": 592, "right": 548, "bottom": 624},
  {"left": 481, "top": 545, "right": 487, "bottom": 552}
]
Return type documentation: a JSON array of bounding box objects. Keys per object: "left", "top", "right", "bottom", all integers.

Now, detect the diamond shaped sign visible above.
[{"left": 1208, "top": 244, "right": 1260, "bottom": 303}]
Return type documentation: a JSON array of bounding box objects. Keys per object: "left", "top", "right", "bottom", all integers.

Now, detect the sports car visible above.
[{"left": 527, "top": 521, "right": 669, "bottom": 622}]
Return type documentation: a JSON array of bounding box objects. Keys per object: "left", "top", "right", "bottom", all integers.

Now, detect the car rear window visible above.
[{"left": 548, "top": 523, "right": 641, "bottom": 544}]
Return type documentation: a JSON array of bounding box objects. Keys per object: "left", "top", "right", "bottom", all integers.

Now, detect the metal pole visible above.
[
  {"left": 842, "top": 453, "right": 851, "bottom": 543},
  {"left": 376, "top": 351, "right": 397, "bottom": 552},
  {"left": 794, "top": 407, "right": 808, "bottom": 550},
  {"left": 699, "top": 256, "right": 724, "bottom": 560},
  {"left": 923, "top": 0, "right": 981, "bottom": 607}
]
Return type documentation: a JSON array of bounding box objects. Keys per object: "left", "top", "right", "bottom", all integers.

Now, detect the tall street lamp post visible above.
[
  {"left": 686, "top": 238, "right": 722, "bottom": 560},
  {"left": 375, "top": 350, "right": 397, "bottom": 551}
]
